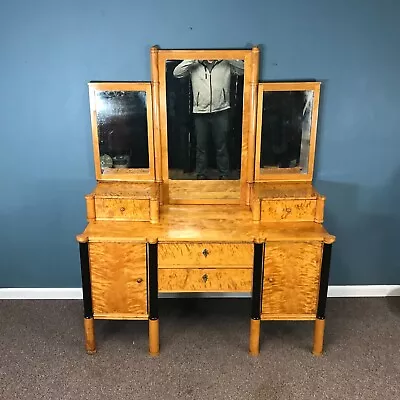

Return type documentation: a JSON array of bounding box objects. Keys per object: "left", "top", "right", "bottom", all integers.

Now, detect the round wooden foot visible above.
[
  {"left": 84, "top": 317, "right": 96, "bottom": 354},
  {"left": 249, "top": 318, "right": 261, "bottom": 356},
  {"left": 313, "top": 318, "right": 325, "bottom": 356},
  {"left": 149, "top": 318, "right": 160, "bottom": 356}
]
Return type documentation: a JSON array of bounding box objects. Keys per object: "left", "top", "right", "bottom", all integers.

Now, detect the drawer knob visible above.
[
  {"left": 202, "top": 249, "right": 209, "bottom": 257},
  {"left": 120, "top": 207, "right": 126, "bottom": 212},
  {"left": 136, "top": 278, "right": 143, "bottom": 284},
  {"left": 202, "top": 274, "right": 208, "bottom": 283},
  {"left": 286, "top": 207, "right": 292, "bottom": 213},
  {"left": 268, "top": 277, "right": 274, "bottom": 283}
]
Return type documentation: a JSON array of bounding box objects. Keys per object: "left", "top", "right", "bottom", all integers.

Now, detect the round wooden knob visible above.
[
  {"left": 286, "top": 208, "right": 292, "bottom": 213},
  {"left": 202, "top": 274, "right": 208, "bottom": 283},
  {"left": 268, "top": 277, "right": 273, "bottom": 283},
  {"left": 202, "top": 249, "right": 209, "bottom": 257},
  {"left": 136, "top": 278, "right": 143, "bottom": 284},
  {"left": 120, "top": 207, "right": 126, "bottom": 212}
]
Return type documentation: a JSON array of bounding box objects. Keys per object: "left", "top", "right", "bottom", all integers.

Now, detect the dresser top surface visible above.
[
  {"left": 78, "top": 204, "right": 335, "bottom": 244},
  {"left": 254, "top": 183, "right": 320, "bottom": 199}
]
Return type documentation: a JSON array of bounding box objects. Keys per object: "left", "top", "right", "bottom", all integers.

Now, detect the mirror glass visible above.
[
  {"left": 95, "top": 90, "right": 149, "bottom": 173},
  {"left": 260, "top": 90, "right": 314, "bottom": 173},
  {"left": 166, "top": 59, "right": 244, "bottom": 180}
]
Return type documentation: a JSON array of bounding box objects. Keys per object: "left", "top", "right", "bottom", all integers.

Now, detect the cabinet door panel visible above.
[
  {"left": 262, "top": 241, "right": 322, "bottom": 319},
  {"left": 89, "top": 242, "right": 147, "bottom": 318}
]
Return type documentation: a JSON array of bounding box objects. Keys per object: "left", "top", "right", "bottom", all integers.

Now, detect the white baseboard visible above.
[{"left": 0, "top": 285, "right": 399, "bottom": 300}]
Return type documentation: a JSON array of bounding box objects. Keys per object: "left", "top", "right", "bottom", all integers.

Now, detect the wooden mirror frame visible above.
[
  {"left": 151, "top": 47, "right": 259, "bottom": 205},
  {"left": 254, "top": 82, "right": 321, "bottom": 182},
  {"left": 88, "top": 82, "right": 155, "bottom": 182}
]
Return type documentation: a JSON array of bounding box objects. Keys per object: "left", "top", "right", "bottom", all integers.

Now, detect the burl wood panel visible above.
[
  {"left": 158, "top": 268, "right": 253, "bottom": 292},
  {"left": 261, "top": 199, "right": 317, "bottom": 222},
  {"left": 158, "top": 243, "right": 253, "bottom": 266},
  {"left": 262, "top": 241, "right": 322, "bottom": 318},
  {"left": 89, "top": 242, "right": 147, "bottom": 317},
  {"left": 95, "top": 198, "right": 150, "bottom": 221}
]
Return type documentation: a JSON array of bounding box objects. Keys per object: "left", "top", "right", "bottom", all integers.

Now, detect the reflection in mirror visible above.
[
  {"left": 166, "top": 59, "right": 244, "bottom": 180},
  {"left": 95, "top": 90, "right": 149, "bottom": 172},
  {"left": 260, "top": 90, "right": 314, "bottom": 173}
]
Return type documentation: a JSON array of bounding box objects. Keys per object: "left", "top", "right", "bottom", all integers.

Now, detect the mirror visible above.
[
  {"left": 88, "top": 82, "right": 154, "bottom": 180},
  {"left": 256, "top": 83, "right": 320, "bottom": 179},
  {"left": 165, "top": 59, "right": 245, "bottom": 180}
]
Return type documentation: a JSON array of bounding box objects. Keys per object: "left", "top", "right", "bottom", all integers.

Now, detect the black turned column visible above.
[
  {"left": 148, "top": 241, "right": 159, "bottom": 356},
  {"left": 79, "top": 242, "right": 96, "bottom": 354},
  {"left": 313, "top": 243, "right": 333, "bottom": 355}
]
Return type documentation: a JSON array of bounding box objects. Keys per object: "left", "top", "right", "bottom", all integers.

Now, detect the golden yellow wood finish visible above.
[
  {"left": 261, "top": 199, "right": 317, "bottom": 222},
  {"left": 94, "top": 314, "right": 148, "bottom": 320},
  {"left": 156, "top": 48, "right": 256, "bottom": 204},
  {"left": 313, "top": 318, "right": 325, "bottom": 356},
  {"left": 255, "top": 82, "right": 321, "bottom": 182},
  {"left": 249, "top": 318, "right": 261, "bottom": 356},
  {"left": 89, "top": 242, "right": 147, "bottom": 317},
  {"left": 88, "top": 82, "right": 155, "bottom": 182},
  {"left": 158, "top": 268, "right": 252, "bottom": 292},
  {"left": 149, "top": 319, "right": 160, "bottom": 356},
  {"left": 85, "top": 194, "right": 96, "bottom": 222},
  {"left": 92, "top": 182, "right": 158, "bottom": 199},
  {"left": 95, "top": 198, "right": 150, "bottom": 221},
  {"left": 151, "top": 47, "right": 163, "bottom": 186},
  {"left": 168, "top": 180, "right": 241, "bottom": 205},
  {"left": 254, "top": 182, "right": 318, "bottom": 199},
  {"left": 262, "top": 241, "right": 323, "bottom": 318},
  {"left": 77, "top": 205, "right": 335, "bottom": 244},
  {"left": 315, "top": 195, "right": 326, "bottom": 223},
  {"left": 84, "top": 318, "right": 96, "bottom": 354},
  {"left": 158, "top": 243, "right": 253, "bottom": 266}
]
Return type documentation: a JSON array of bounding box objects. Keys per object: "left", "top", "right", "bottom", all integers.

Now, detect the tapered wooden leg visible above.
[
  {"left": 84, "top": 317, "right": 96, "bottom": 354},
  {"left": 249, "top": 318, "right": 261, "bottom": 356},
  {"left": 313, "top": 318, "right": 325, "bottom": 356},
  {"left": 149, "top": 318, "right": 159, "bottom": 356}
]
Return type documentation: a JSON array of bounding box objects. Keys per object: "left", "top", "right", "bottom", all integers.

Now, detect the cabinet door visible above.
[
  {"left": 262, "top": 241, "right": 322, "bottom": 320},
  {"left": 89, "top": 242, "right": 147, "bottom": 319}
]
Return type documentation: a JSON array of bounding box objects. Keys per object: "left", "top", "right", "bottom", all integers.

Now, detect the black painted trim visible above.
[
  {"left": 148, "top": 242, "right": 158, "bottom": 319},
  {"left": 251, "top": 242, "right": 264, "bottom": 319},
  {"left": 317, "top": 243, "right": 332, "bottom": 319},
  {"left": 79, "top": 242, "right": 93, "bottom": 318}
]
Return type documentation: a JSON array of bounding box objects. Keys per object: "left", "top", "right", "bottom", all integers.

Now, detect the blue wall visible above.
[{"left": 1, "top": 0, "right": 399, "bottom": 287}]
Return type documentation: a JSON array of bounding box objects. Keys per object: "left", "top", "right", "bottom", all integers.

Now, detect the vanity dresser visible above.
[{"left": 77, "top": 46, "right": 335, "bottom": 356}]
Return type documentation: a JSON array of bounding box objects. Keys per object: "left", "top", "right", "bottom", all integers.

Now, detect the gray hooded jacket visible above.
[{"left": 173, "top": 60, "right": 244, "bottom": 114}]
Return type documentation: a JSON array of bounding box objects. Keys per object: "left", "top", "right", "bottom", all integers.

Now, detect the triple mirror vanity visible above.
[{"left": 77, "top": 46, "right": 335, "bottom": 357}]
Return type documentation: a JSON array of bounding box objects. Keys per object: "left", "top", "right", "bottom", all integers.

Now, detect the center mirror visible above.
[{"left": 166, "top": 59, "right": 244, "bottom": 180}]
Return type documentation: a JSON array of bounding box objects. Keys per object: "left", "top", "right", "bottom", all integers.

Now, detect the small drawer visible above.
[
  {"left": 158, "top": 268, "right": 253, "bottom": 292},
  {"left": 261, "top": 199, "right": 317, "bottom": 222},
  {"left": 158, "top": 243, "right": 253, "bottom": 267},
  {"left": 95, "top": 198, "right": 150, "bottom": 221}
]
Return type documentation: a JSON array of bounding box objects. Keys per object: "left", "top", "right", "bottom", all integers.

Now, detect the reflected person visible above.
[{"left": 173, "top": 60, "right": 244, "bottom": 179}]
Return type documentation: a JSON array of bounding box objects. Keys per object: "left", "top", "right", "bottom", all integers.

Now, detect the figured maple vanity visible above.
[
  {"left": 77, "top": 46, "right": 335, "bottom": 357},
  {"left": 77, "top": 182, "right": 334, "bottom": 356}
]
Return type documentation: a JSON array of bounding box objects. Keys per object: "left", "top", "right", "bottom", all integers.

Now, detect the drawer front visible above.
[
  {"left": 158, "top": 268, "right": 253, "bottom": 292},
  {"left": 158, "top": 243, "right": 253, "bottom": 266},
  {"left": 262, "top": 241, "right": 322, "bottom": 319},
  {"left": 95, "top": 198, "right": 150, "bottom": 221},
  {"left": 261, "top": 199, "right": 317, "bottom": 222},
  {"left": 89, "top": 242, "right": 147, "bottom": 317}
]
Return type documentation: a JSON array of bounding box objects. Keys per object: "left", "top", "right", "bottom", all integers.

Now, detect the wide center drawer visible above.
[
  {"left": 95, "top": 198, "right": 150, "bottom": 221},
  {"left": 158, "top": 268, "right": 253, "bottom": 292},
  {"left": 158, "top": 243, "right": 253, "bottom": 266}
]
